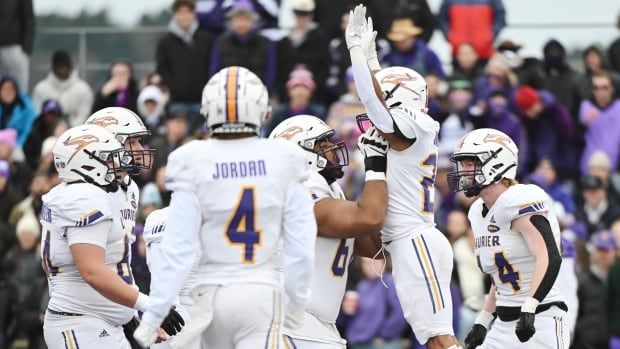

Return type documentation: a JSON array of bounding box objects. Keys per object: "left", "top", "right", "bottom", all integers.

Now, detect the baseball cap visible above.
[
  {"left": 591, "top": 230, "right": 617, "bottom": 251},
  {"left": 581, "top": 175, "right": 606, "bottom": 190},
  {"left": 286, "top": 66, "right": 316, "bottom": 90}
]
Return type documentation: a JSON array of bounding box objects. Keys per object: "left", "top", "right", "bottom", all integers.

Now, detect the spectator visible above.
[
  {"left": 525, "top": 159, "right": 576, "bottom": 217},
  {"left": 0, "top": 129, "right": 30, "bottom": 196},
  {"left": 438, "top": 0, "right": 506, "bottom": 61},
  {"left": 579, "top": 71, "right": 620, "bottom": 175},
  {"left": 344, "top": 258, "right": 407, "bottom": 349},
  {"left": 139, "top": 182, "right": 163, "bottom": 222},
  {"left": 92, "top": 60, "right": 139, "bottom": 113},
  {"left": 8, "top": 172, "right": 50, "bottom": 228},
  {"left": 311, "top": 0, "right": 355, "bottom": 41},
  {"left": 437, "top": 80, "right": 474, "bottom": 157},
  {"left": 0, "top": 0, "right": 34, "bottom": 92},
  {"left": 150, "top": 112, "right": 190, "bottom": 171},
  {"left": 0, "top": 77, "right": 35, "bottom": 146},
  {"left": 587, "top": 150, "right": 620, "bottom": 205},
  {"left": 209, "top": 1, "right": 276, "bottom": 91},
  {"left": 3, "top": 214, "right": 46, "bottom": 349},
  {"left": 263, "top": 66, "right": 325, "bottom": 136},
  {"left": 278, "top": 0, "right": 329, "bottom": 102},
  {"left": 32, "top": 50, "right": 93, "bottom": 126},
  {"left": 0, "top": 160, "right": 20, "bottom": 224},
  {"left": 451, "top": 42, "right": 484, "bottom": 85},
  {"left": 473, "top": 53, "right": 516, "bottom": 110},
  {"left": 365, "top": 0, "right": 435, "bottom": 43},
  {"left": 384, "top": 18, "right": 445, "bottom": 79},
  {"left": 608, "top": 13, "right": 620, "bottom": 74},
  {"left": 514, "top": 85, "right": 577, "bottom": 175},
  {"left": 22, "top": 100, "right": 62, "bottom": 170},
  {"left": 495, "top": 39, "right": 545, "bottom": 88},
  {"left": 137, "top": 85, "right": 166, "bottom": 138},
  {"left": 195, "top": 0, "right": 227, "bottom": 36},
  {"left": 574, "top": 230, "right": 617, "bottom": 349},
  {"left": 477, "top": 90, "right": 525, "bottom": 168},
  {"left": 575, "top": 175, "right": 620, "bottom": 239},
  {"left": 539, "top": 39, "right": 586, "bottom": 121},
  {"left": 157, "top": 0, "right": 213, "bottom": 130},
  {"left": 0, "top": 248, "right": 17, "bottom": 348},
  {"left": 558, "top": 236, "right": 578, "bottom": 337},
  {"left": 582, "top": 45, "right": 620, "bottom": 97}
]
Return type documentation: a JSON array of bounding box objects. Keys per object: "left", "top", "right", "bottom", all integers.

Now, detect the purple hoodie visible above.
[{"left": 579, "top": 99, "right": 620, "bottom": 174}]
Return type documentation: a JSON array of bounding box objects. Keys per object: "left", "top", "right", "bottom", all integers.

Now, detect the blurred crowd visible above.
[{"left": 1, "top": 0, "right": 620, "bottom": 348}]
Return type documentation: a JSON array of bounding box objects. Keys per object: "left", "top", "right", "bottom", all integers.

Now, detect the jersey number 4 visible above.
[
  {"left": 495, "top": 252, "right": 520, "bottom": 291},
  {"left": 226, "top": 186, "right": 261, "bottom": 263}
]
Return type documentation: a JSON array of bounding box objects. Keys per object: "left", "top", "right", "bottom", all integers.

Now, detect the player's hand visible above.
[
  {"left": 345, "top": 5, "right": 367, "bottom": 50},
  {"left": 515, "top": 312, "right": 535, "bottom": 342},
  {"left": 358, "top": 126, "right": 388, "bottom": 173},
  {"left": 161, "top": 306, "right": 185, "bottom": 336},
  {"left": 464, "top": 324, "right": 487, "bottom": 349},
  {"left": 134, "top": 321, "right": 159, "bottom": 348},
  {"left": 361, "top": 17, "right": 378, "bottom": 62},
  {"left": 122, "top": 316, "right": 140, "bottom": 337}
]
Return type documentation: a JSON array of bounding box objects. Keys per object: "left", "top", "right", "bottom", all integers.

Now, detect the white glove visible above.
[
  {"left": 133, "top": 321, "right": 159, "bottom": 348},
  {"left": 361, "top": 17, "right": 378, "bottom": 62},
  {"left": 358, "top": 126, "right": 388, "bottom": 159},
  {"left": 284, "top": 305, "right": 305, "bottom": 330},
  {"left": 345, "top": 5, "right": 367, "bottom": 50}
]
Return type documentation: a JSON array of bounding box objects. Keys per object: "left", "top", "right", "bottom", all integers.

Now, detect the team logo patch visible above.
[
  {"left": 63, "top": 134, "right": 100, "bottom": 162},
  {"left": 99, "top": 329, "right": 109, "bottom": 338},
  {"left": 90, "top": 116, "right": 119, "bottom": 127},
  {"left": 487, "top": 224, "right": 500, "bottom": 233},
  {"left": 275, "top": 126, "right": 304, "bottom": 140}
]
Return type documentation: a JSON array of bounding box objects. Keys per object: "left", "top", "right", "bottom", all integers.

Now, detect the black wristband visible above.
[{"left": 365, "top": 156, "right": 387, "bottom": 173}]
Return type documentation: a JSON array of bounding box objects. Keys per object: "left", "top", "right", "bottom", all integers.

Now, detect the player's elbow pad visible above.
[{"left": 529, "top": 215, "right": 562, "bottom": 302}]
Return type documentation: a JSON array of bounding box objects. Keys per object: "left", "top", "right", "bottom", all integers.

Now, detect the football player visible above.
[
  {"left": 270, "top": 114, "right": 388, "bottom": 348},
  {"left": 142, "top": 206, "right": 200, "bottom": 348},
  {"left": 133, "top": 66, "right": 317, "bottom": 349},
  {"left": 41, "top": 125, "right": 183, "bottom": 349},
  {"left": 449, "top": 128, "right": 569, "bottom": 348},
  {"left": 346, "top": 5, "right": 460, "bottom": 349}
]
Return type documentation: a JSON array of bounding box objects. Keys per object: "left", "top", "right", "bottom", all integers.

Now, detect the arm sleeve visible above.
[
  {"left": 141, "top": 191, "right": 201, "bottom": 327},
  {"left": 282, "top": 181, "right": 317, "bottom": 309},
  {"left": 66, "top": 221, "right": 112, "bottom": 248},
  {"left": 351, "top": 62, "right": 394, "bottom": 133}
]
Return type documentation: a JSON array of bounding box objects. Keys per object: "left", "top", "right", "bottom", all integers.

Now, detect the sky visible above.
[{"left": 34, "top": 0, "right": 620, "bottom": 60}]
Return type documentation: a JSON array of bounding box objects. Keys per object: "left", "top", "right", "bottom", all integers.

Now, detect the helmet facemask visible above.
[
  {"left": 116, "top": 132, "right": 156, "bottom": 175},
  {"left": 300, "top": 130, "right": 349, "bottom": 184},
  {"left": 447, "top": 155, "right": 487, "bottom": 197}
]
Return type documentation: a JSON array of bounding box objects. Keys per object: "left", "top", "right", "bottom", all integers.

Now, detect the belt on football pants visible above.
[
  {"left": 496, "top": 301, "right": 567, "bottom": 322},
  {"left": 47, "top": 308, "right": 84, "bottom": 317}
]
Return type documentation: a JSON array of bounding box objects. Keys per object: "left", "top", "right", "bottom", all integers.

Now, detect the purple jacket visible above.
[
  {"left": 345, "top": 274, "right": 407, "bottom": 344},
  {"left": 519, "top": 90, "right": 577, "bottom": 174},
  {"left": 579, "top": 99, "right": 620, "bottom": 174}
]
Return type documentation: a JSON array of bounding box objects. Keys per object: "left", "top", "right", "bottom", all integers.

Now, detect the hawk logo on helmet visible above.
[
  {"left": 483, "top": 133, "right": 515, "bottom": 155},
  {"left": 275, "top": 126, "right": 304, "bottom": 140},
  {"left": 63, "top": 134, "right": 100, "bottom": 162},
  {"left": 380, "top": 74, "right": 418, "bottom": 94},
  {"left": 89, "top": 116, "right": 119, "bottom": 128}
]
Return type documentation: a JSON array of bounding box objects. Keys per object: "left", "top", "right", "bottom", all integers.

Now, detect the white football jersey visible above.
[
  {"left": 468, "top": 184, "right": 564, "bottom": 307},
  {"left": 40, "top": 182, "right": 139, "bottom": 325},
  {"left": 382, "top": 108, "right": 440, "bottom": 242},
  {"left": 304, "top": 171, "right": 354, "bottom": 323},
  {"left": 143, "top": 207, "right": 200, "bottom": 315},
  {"left": 165, "top": 138, "right": 311, "bottom": 287}
]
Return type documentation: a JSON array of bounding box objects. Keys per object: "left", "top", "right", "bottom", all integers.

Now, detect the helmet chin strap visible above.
[
  {"left": 319, "top": 164, "right": 344, "bottom": 185},
  {"left": 70, "top": 168, "right": 119, "bottom": 192},
  {"left": 464, "top": 163, "right": 517, "bottom": 197}
]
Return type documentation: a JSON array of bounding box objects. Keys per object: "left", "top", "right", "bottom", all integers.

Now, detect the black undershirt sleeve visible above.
[{"left": 529, "top": 215, "right": 562, "bottom": 302}]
